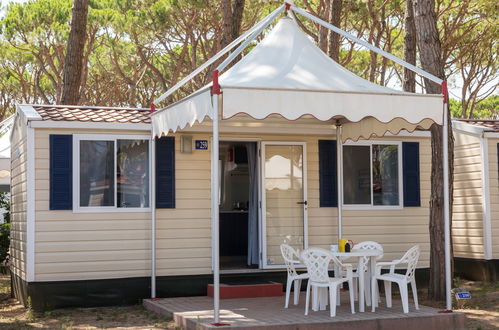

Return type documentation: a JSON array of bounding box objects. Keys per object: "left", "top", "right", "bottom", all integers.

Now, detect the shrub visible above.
[{"left": 0, "top": 222, "right": 9, "bottom": 264}]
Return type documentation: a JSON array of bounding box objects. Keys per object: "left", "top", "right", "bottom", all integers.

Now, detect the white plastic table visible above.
[
  {"left": 331, "top": 250, "right": 382, "bottom": 312},
  {"left": 312, "top": 249, "right": 382, "bottom": 313}
]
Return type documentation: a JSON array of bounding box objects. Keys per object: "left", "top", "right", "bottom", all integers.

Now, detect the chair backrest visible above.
[
  {"left": 301, "top": 248, "right": 341, "bottom": 283},
  {"left": 400, "top": 245, "right": 420, "bottom": 281},
  {"left": 280, "top": 244, "right": 301, "bottom": 277},
  {"left": 351, "top": 241, "right": 384, "bottom": 273}
]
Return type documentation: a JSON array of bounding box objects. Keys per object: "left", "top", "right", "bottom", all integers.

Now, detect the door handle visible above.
[{"left": 296, "top": 201, "right": 308, "bottom": 205}]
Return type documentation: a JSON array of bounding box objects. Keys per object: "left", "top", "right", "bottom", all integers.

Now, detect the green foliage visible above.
[
  {"left": 0, "top": 192, "right": 10, "bottom": 265},
  {"left": 0, "top": 223, "right": 9, "bottom": 264},
  {"left": 0, "top": 192, "right": 10, "bottom": 223},
  {"left": 450, "top": 95, "right": 499, "bottom": 119}
]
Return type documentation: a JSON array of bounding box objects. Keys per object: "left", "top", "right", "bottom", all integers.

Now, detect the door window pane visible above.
[
  {"left": 117, "top": 139, "right": 150, "bottom": 208},
  {"left": 372, "top": 145, "right": 399, "bottom": 205},
  {"left": 264, "top": 145, "right": 304, "bottom": 265},
  {"left": 343, "top": 146, "right": 371, "bottom": 204},
  {"left": 80, "top": 141, "right": 115, "bottom": 207}
]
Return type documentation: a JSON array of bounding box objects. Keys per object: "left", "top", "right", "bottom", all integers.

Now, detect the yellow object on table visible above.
[{"left": 339, "top": 239, "right": 348, "bottom": 252}]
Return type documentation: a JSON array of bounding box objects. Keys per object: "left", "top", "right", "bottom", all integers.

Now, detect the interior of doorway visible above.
[{"left": 219, "top": 141, "right": 259, "bottom": 270}]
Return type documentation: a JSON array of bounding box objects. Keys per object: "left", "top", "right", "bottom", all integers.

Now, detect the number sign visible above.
[
  {"left": 195, "top": 140, "right": 209, "bottom": 150},
  {"left": 455, "top": 291, "right": 471, "bottom": 300}
]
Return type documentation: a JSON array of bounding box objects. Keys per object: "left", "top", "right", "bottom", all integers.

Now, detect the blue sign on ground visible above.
[
  {"left": 455, "top": 291, "right": 471, "bottom": 299},
  {"left": 195, "top": 140, "right": 209, "bottom": 150}
]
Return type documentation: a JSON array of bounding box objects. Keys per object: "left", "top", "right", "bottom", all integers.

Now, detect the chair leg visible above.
[
  {"left": 371, "top": 277, "right": 377, "bottom": 312},
  {"left": 329, "top": 285, "right": 338, "bottom": 317},
  {"left": 285, "top": 278, "right": 292, "bottom": 308},
  {"left": 293, "top": 279, "right": 301, "bottom": 305},
  {"left": 353, "top": 277, "right": 358, "bottom": 301},
  {"left": 364, "top": 274, "right": 371, "bottom": 307},
  {"left": 410, "top": 280, "right": 419, "bottom": 310},
  {"left": 398, "top": 282, "right": 409, "bottom": 313},
  {"left": 320, "top": 287, "right": 328, "bottom": 310},
  {"left": 348, "top": 279, "right": 356, "bottom": 314},
  {"left": 375, "top": 279, "right": 381, "bottom": 304},
  {"left": 312, "top": 286, "right": 319, "bottom": 311},
  {"left": 384, "top": 281, "right": 392, "bottom": 308},
  {"left": 358, "top": 272, "right": 365, "bottom": 312},
  {"left": 305, "top": 282, "right": 310, "bottom": 315}
]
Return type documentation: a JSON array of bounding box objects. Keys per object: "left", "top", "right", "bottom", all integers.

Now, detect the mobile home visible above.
[
  {"left": 9, "top": 103, "right": 434, "bottom": 310},
  {"left": 452, "top": 119, "right": 499, "bottom": 281}
]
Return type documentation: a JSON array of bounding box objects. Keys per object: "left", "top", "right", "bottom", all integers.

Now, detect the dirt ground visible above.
[
  {"left": 1, "top": 274, "right": 498, "bottom": 329},
  {"left": 0, "top": 275, "right": 176, "bottom": 329}
]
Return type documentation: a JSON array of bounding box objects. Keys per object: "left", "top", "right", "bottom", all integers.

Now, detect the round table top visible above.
[{"left": 330, "top": 250, "right": 382, "bottom": 257}]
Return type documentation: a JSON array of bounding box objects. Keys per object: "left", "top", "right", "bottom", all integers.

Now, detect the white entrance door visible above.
[{"left": 261, "top": 142, "right": 308, "bottom": 268}]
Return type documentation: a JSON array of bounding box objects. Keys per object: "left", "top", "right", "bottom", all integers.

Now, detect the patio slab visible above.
[{"left": 143, "top": 292, "right": 465, "bottom": 329}]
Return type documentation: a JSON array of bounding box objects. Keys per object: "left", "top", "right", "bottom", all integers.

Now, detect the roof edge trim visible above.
[
  {"left": 451, "top": 120, "right": 487, "bottom": 136},
  {"left": 17, "top": 105, "right": 42, "bottom": 122}
]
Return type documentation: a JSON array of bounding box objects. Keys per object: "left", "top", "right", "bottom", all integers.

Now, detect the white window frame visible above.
[
  {"left": 73, "top": 134, "right": 152, "bottom": 213},
  {"left": 342, "top": 140, "right": 403, "bottom": 210}
]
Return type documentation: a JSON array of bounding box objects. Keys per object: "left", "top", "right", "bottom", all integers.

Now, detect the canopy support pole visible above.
[
  {"left": 442, "top": 82, "right": 452, "bottom": 311},
  {"left": 150, "top": 137, "right": 157, "bottom": 298},
  {"left": 211, "top": 72, "right": 221, "bottom": 324},
  {"left": 290, "top": 5, "right": 443, "bottom": 86},
  {"left": 153, "top": 4, "right": 285, "bottom": 106},
  {"left": 336, "top": 124, "right": 343, "bottom": 241}
]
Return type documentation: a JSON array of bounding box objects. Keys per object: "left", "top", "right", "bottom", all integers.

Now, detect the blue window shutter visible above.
[
  {"left": 50, "top": 135, "right": 72, "bottom": 210},
  {"left": 403, "top": 142, "right": 420, "bottom": 207},
  {"left": 319, "top": 140, "right": 338, "bottom": 207},
  {"left": 156, "top": 136, "right": 175, "bottom": 208}
]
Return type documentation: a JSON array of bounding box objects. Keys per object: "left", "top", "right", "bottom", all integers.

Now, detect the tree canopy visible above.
[{"left": 0, "top": 0, "right": 496, "bottom": 119}]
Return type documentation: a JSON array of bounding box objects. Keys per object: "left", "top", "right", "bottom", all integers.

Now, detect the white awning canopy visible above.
[{"left": 152, "top": 17, "right": 443, "bottom": 139}]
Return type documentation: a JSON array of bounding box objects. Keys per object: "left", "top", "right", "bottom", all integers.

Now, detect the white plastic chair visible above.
[
  {"left": 280, "top": 244, "right": 309, "bottom": 308},
  {"left": 371, "top": 245, "right": 420, "bottom": 314},
  {"left": 301, "top": 247, "right": 355, "bottom": 317},
  {"left": 351, "top": 241, "right": 384, "bottom": 307}
]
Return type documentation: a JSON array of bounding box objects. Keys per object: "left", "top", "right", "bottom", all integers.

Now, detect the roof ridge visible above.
[{"left": 29, "top": 104, "right": 151, "bottom": 111}]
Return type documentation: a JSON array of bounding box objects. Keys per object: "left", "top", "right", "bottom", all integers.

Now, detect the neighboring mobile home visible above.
[
  {"left": 452, "top": 119, "right": 499, "bottom": 281},
  {"left": 10, "top": 103, "right": 434, "bottom": 310}
]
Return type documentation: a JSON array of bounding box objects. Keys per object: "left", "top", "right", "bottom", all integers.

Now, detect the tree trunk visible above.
[
  {"left": 403, "top": 0, "right": 417, "bottom": 92},
  {"left": 413, "top": 0, "right": 454, "bottom": 302},
  {"left": 221, "top": 0, "right": 233, "bottom": 48},
  {"left": 221, "top": 0, "right": 245, "bottom": 47},
  {"left": 327, "top": 0, "right": 343, "bottom": 62},
  {"left": 60, "top": 0, "right": 89, "bottom": 105},
  {"left": 231, "top": 0, "right": 245, "bottom": 40}
]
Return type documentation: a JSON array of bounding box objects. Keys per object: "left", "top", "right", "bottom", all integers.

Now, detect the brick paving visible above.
[{"left": 144, "top": 292, "right": 465, "bottom": 329}]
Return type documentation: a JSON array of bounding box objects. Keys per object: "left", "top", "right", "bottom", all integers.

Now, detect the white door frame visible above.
[{"left": 260, "top": 141, "right": 308, "bottom": 269}]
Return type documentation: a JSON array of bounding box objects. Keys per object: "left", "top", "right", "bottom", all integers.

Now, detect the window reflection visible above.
[
  {"left": 79, "top": 140, "right": 115, "bottom": 207},
  {"left": 372, "top": 145, "right": 399, "bottom": 205},
  {"left": 117, "top": 140, "right": 150, "bottom": 208}
]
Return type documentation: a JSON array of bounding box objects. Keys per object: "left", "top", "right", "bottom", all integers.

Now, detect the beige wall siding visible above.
[
  {"left": 487, "top": 138, "right": 499, "bottom": 259},
  {"left": 452, "top": 131, "right": 485, "bottom": 259},
  {"left": 10, "top": 115, "right": 28, "bottom": 279},
  {"left": 156, "top": 134, "right": 212, "bottom": 276},
  {"left": 33, "top": 123, "right": 433, "bottom": 281},
  {"left": 34, "top": 129, "right": 152, "bottom": 281}
]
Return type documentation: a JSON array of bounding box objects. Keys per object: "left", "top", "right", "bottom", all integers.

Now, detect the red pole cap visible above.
[
  {"left": 441, "top": 81, "right": 448, "bottom": 104},
  {"left": 212, "top": 70, "right": 221, "bottom": 95},
  {"left": 150, "top": 103, "right": 156, "bottom": 112},
  {"left": 285, "top": 2, "right": 292, "bottom": 11}
]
